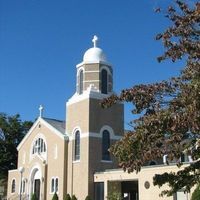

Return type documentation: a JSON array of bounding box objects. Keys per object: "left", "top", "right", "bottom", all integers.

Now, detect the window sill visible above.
[
  {"left": 101, "top": 160, "right": 112, "bottom": 163},
  {"left": 50, "top": 192, "right": 59, "bottom": 195},
  {"left": 73, "top": 160, "right": 80, "bottom": 163}
]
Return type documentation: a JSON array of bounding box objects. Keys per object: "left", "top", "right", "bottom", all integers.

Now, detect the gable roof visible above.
[
  {"left": 17, "top": 117, "right": 67, "bottom": 151},
  {"left": 43, "top": 118, "right": 65, "bottom": 135}
]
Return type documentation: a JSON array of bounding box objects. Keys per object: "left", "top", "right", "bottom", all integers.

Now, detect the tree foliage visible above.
[
  {"left": 107, "top": 192, "right": 122, "bottom": 200},
  {"left": 0, "top": 113, "right": 32, "bottom": 180},
  {"left": 31, "top": 193, "right": 37, "bottom": 200},
  {"left": 71, "top": 195, "right": 77, "bottom": 200},
  {"left": 102, "top": 0, "right": 200, "bottom": 196},
  {"left": 85, "top": 196, "right": 91, "bottom": 200},
  {"left": 64, "top": 194, "right": 71, "bottom": 200},
  {"left": 52, "top": 193, "right": 59, "bottom": 200},
  {"left": 191, "top": 184, "right": 200, "bottom": 200}
]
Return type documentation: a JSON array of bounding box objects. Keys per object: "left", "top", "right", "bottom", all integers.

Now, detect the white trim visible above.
[
  {"left": 76, "top": 60, "right": 112, "bottom": 68},
  {"left": 69, "top": 131, "right": 122, "bottom": 141},
  {"left": 66, "top": 87, "right": 113, "bottom": 106},
  {"left": 84, "top": 80, "right": 100, "bottom": 82},
  {"left": 84, "top": 70, "right": 99, "bottom": 73},
  {"left": 100, "top": 125, "right": 114, "bottom": 137},
  {"left": 100, "top": 65, "right": 112, "bottom": 76},
  {"left": 101, "top": 160, "right": 113, "bottom": 163},
  {"left": 17, "top": 118, "right": 67, "bottom": 151},
  {"left": 9, "top": 169, "right": 18, "bottom": 172},
  {"left": 72, "top": 160, "right": 80, "bottom": 164},
  {"left": 77, "top": 66, "right": 85, "bottom": 74},
  {"left": 71, "top": 126, "right": 81, "bottom": 139},
  {"left": 17, "top": 118, "right": 40, "bottom": 150}
]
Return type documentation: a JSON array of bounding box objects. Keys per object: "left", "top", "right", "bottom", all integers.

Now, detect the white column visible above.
[{"left": 104, "top": 181, "right": 108, "bottom": 200}]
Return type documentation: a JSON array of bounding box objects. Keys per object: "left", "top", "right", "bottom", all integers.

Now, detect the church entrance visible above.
[
  {"left": 30, "top": 168, "right": 41, "bottom": 200},
  {"left": 34, "top": 179, "right": 40, "bottom": 200}
]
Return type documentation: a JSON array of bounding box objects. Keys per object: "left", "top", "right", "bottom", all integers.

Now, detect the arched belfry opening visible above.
[
  {"left": 77, "top": 69, "right": 84, "bottom": 94},
  {"left": 101, "top": 69, "right": 108, "bottom": 94}
]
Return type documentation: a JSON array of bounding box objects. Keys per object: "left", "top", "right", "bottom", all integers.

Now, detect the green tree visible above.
[
  {"left": 52, "top": 193, "right": 59, "bottom": 200},
  {"left": 0, "top": 113, "right": 33, "bottom": 180},
  {"left": 107, "top": 192, "right": 122, "bottom": 200},
  {"left": 71, "top": 195, "right": 77, "bottom": 200},
  {"left": 64, "top": 194, "right": 71, "bottom": 200},
  {"left": 102, "top": 0, "right": 200, "bottom": 196},
  {"left": 191, "top": 184, "right": 200, "bottom": 200},
  {"left": 31, "top": 193, "right": 37, "bottom": 200},
  {"left": 85, "top": 196, "right": 92, "bottom": 200}
]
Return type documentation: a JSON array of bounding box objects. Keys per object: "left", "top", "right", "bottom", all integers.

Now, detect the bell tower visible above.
[
  {"left": 66, "top": 36, "right": 124, "bottom": 199},
  {"left": 76, "top": 35, "right": 113, "bottom": 95}
]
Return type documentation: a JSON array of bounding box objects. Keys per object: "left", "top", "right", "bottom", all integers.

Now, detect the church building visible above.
[{"left": 7, "top": 36, "right": 193, "bottom": 200}]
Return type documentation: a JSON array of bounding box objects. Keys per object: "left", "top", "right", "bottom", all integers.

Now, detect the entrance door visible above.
[
  {"left": 121, "top": 181, "right": 139, "bottom": 200},
  {"left": 34, "top": 179, "right": 40, "bottom": 200}
]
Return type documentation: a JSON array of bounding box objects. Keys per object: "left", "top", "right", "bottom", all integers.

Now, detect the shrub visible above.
[
  {"left": 85, "top": 196, "right": 91, "bottom": 200},
  {"left": 107, "top": 192, "right": 122, "bottom": 200},
  {"left": 71, "top": 195, "right": 77, "bottom": 200},
  {"left": 52, "top": 193, "right": 59, "bottom": 200},
  {"left": 31, "top": 193, "right": 37, "bottom": 200},
  {"left": 191, "top": 184, "right": 200, "bottom": 200},
  {"left": 64, "top": 194, "right": 71, "bottom": 200}
]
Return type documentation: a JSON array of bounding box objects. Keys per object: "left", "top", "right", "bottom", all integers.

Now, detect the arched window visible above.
[
  {"left": 74, "top": 131, "right": 80, "bottom": 160},
  {"left": 11, "top": 179, "right": 16, "bottom": 193},
  {"left": 101, "top": 69, "right": 108, "bottom": 94},
  {"left": 51, "top": 177, "right": 59, "bottom": 193},
  {"left": 22, "top": 180, "right": 26, "bottom": 193},
  {"left": 79, "top": 70, "right": 83, "bottom": 94},
  {"left": 51, "top": 178, "right": 54, "bottom": 193},
  {"left": 102, "top": 130, "right": 110, "bottom": 160},
  {"left": 32, "top": 138, "right": 46, "bottom": 155}
]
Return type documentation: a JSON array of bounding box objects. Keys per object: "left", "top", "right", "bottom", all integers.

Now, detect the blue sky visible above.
[{"left": 0, "top": 0, "right": 188, "bottom": 125}]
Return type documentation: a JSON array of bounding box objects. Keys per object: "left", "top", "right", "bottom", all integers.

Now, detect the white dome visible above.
[{"left": 83, "top": 47, "right": 107, "bottom": 62}]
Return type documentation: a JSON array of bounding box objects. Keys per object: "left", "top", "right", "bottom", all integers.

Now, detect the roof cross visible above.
[
  {"left": 39, "top": 105, "right": 44, "bottom": 118},
  {"left": 92, "top": 35, "right": 98, "bottom": 47}
]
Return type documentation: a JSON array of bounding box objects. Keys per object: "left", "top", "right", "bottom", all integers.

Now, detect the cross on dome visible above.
[
  {"left": 39, "top": 105, "right": 44, "bottom": 118},
  {"left": 92, "top": 35, "right": 98, "bottom": 47}
]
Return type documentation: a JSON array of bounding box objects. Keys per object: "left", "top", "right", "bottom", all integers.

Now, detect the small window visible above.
[
  {"left": 22, "top": 180, "right": 26, "bottom": 193},
  {"left": 102, "top": 130, "right": 110, "bottom": 160},
  {"left": 11, "top": 179, "right": 16, "bottom": 193},
  {"left": 51, "top": 178, "right": 55, "bottom": 193},
  {"left": 55, "top": 178, "right": 58, "bottom": 192},
  {"left": 101, "top": 69, "right": 108, "bottom": 94},
  {"left": 51, "top": 177, "right": 59, "bottom": 193},
  {"left": 79, "top": 70, "right": 83, "bottom": 94},
  {"left": 74, "top": 131, "right": 80, "bottom": 160}
]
